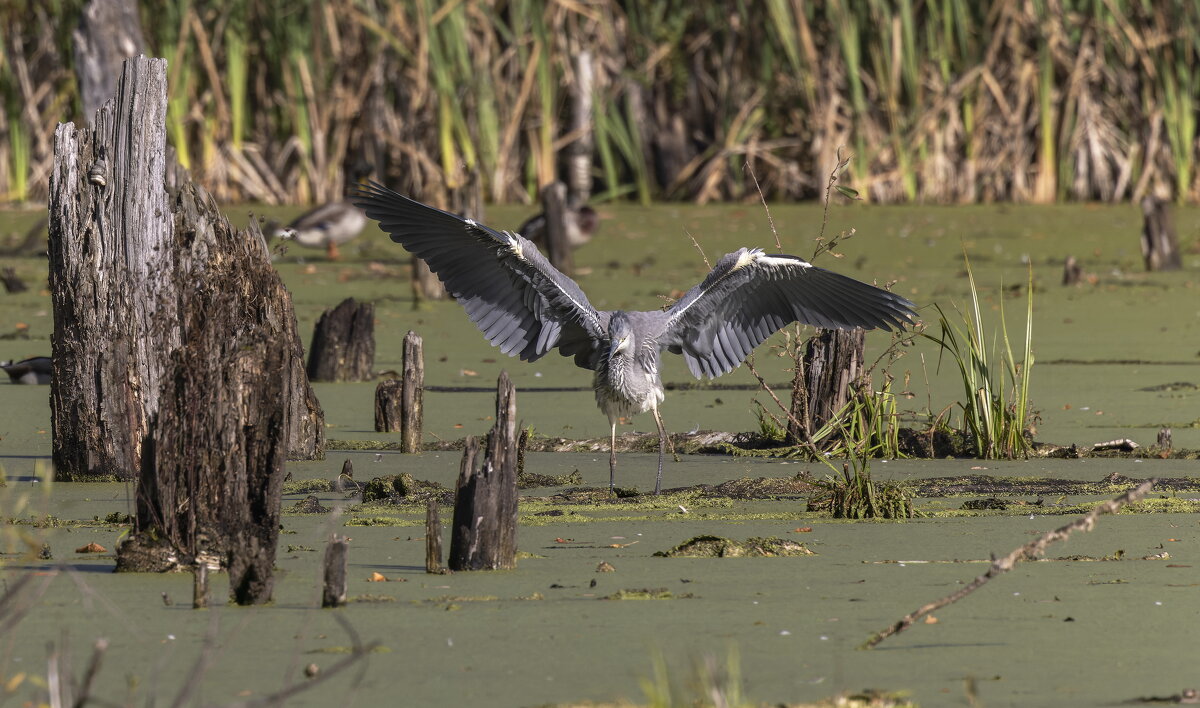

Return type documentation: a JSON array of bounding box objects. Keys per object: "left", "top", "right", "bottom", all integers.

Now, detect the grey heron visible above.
[{"left": 354, "top": 182, "right": 917, "bottom": 494}]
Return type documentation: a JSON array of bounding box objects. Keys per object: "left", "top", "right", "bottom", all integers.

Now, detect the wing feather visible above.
[
  {"left": 663, "top": 249, "right": 917, "bottom": 379},
  {"left": 354, "top": 182, "right": 607, "bottom": 368}
]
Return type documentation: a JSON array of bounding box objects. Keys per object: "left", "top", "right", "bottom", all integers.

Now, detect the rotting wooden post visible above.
[
  {"left": 192, "top": 564, "right": 208, "bottom": 609},
  {"left": 791, "top": 329, "right": 864, "bottom": 443},
  {"left": 322, "top": 534, "right": 349, "bottom": 608},
  {"left": 0, "top": 267, "right": 27, "bottom": 293},
  {"left": 541, "top": 182, "right": 573, "bottom": 276},
  {"left": 1157, "top": 428, "right": 1172, "bottom": 452},
  {"left": 335, "top": 458, "right": 354, "bottom": 492},
  {"left": 425, "top": 499, "right": 442, "bottom": 573},
  {"left": 1062, "top": 256, "right": 1082, "bottom": 286},
  {"left": 374, "top": 379, "right": 402, "bottom": 432},
  {"left": 448, "top": 371, "right": 519, "bottom": 571},
  {"left": 401, "top": 331, "right": 424, "bottom": 452},
  {"left": 1140, "top": 195, "right": 1182, "bottom": 272},
  {"left": 307, "top": 298, "right": 375, "bottom": 382}
]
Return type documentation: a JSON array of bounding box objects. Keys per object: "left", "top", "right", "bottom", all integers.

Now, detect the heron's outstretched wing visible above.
[
  {"left": 354, "top": 182, "right": 607, "bottom": 368},
  {"left": 661, "top": 248, "right": 917, "bottom": 379}
]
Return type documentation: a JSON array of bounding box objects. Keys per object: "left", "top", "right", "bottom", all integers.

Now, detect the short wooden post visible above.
[
  {"left": 192, "top": 564, "right": 208, "bottom": 609},
  {"left": 401, "top": 331, "right": 424, "bottom": 452},
  {"left": 425, "top": 499, "right": 442, "bottom": 573},
  {"left": 374, "top": 380, "right": 401, "bottom": 432},
  {"left": 541, "top": 182, "right": 573, "bottom": 276},
  {"left": 1062, "top": 256, "right": 1082, "bottom": 286},
  {"left": 448, "top": 372, "right": 519, "bottom": 571},
  {"left": 1157, "top": 427, "right": 1172, "bottom": 452},
  {"left": 307, "top": 298, "right": 375, "bottom": 382},
  {"left": 1, "top": 267, "right": 27, "bottom": 293},
  {"left": 1140, "top": 195, "right": 1181, "bottom": 272},
  {"left": 789, "top": 329, "right": 864, "bottom": 444},
  {"left": 322, "top": 534, "right": 348, "bottom": 608}
]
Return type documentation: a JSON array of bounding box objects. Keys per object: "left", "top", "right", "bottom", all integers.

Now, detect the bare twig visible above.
[
  {"left": 814, "top": 147, "right": 852, "bottom": 258},
  {"left": 684, "top": 227, "right": 711, "bottom": 270},
  {"left": 744, "top": 162, "right": 781, "bottom": 252},
  {"left": 861, "top": 478, "right": 1158, "bottom": 649}
]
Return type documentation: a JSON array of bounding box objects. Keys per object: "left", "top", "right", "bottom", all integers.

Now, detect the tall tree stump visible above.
[
  {"left": 1140, "top": 195, "right": 1181, "bottom": 271},
  {"left": 374, "top": 330, "right": 423, "bottom": 452},
  {"left": 449, "top": 372, "right": 519, "bottom": 571},
  {"left": 787, "top": 328, "right": 865, "bottom": 444},
  {"left": 425, "top": 500, "right": 443, "bottom": 573},
  {"left": 540, "top": 182, "right": 574, "bottom": 276},
  {"left": 53, "top": 57, "right": 323, "bottom": 604},
  {"left": 307, "top": 297, "right": 375, "bottom": 382},
  {"left": 50, "top": 57, "right": 323, "bottom": 481}
]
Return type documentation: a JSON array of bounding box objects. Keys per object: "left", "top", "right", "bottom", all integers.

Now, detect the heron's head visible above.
[{"left": 608, "top": 312, "right": 633, "bottom": 358}]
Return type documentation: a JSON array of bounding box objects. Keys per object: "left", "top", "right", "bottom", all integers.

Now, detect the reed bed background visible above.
[{"left": 2, "top": 0, "right": 1198, "bottom": 207}]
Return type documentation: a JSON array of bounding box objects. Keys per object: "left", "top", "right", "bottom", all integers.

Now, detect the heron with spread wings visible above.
[{"left": 355, "top": 183, "right": 917, "bottom": 494}]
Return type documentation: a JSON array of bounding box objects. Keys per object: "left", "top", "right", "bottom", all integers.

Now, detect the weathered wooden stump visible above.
[
  {"left": 567, "top": 51, "right": 594, "bottom": 206},
  {"left": 1157, "top": 427, "right": 1172, "bottom": 452},
  {"left": 192, "top": 564, "right": 208, "bottom": 609},
  {"left": 425, "top": 499, "right": 443, "bottom": 573},
  {"left": 375, "top": 331, "right": 424, "bottom": 452},
  {"left": 448, "top": 372, "right": 519, "bottom": 571},
  {"left": 540, "top": 182, "right": 573, "bottom": 276},
  {"left": 0, "top": 267, "right": 27, "bottom": 293},
  {"left": 1140, "top": 195, "right": 1181, "bottom": 272},
  {"left": 322, "top": 534, "right": 349, "bottom": 608},
  {"left": 307, "top": 297, "right": 375, "bottom": 382},
  {"left": 54, "top": 58, "right": 323, "bottom": 604},
  {"left": 1062, "top": 256, "right": 1082, "bottom": 286},
  {"left": 787, "top": 328, "right": 865, "bottom": 444}
]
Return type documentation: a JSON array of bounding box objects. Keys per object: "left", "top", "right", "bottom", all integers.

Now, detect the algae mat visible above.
[{"left": 2, "top": 203, "right": 1200, "bottom": 705}]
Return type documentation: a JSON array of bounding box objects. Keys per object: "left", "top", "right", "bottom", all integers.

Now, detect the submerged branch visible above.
[{"left": 861, "top": 478, "right": 1158, "bottom": 649}]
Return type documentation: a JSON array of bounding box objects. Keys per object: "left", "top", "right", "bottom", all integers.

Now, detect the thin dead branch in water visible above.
[
  {"left": 861, "top": 478, "right": 1158, "bottom": 649},
  {"left": 744, "top": 162, "right": 781, "bottom": 252},
  {"left": 683, "top": 227, "right": 711, "bottom": 270}
]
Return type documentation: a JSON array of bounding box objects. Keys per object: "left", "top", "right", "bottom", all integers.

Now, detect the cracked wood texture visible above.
[
  {"left": 307, "top": 297, "right": 375, "bottom": 382},
  {"left": 449, "top": 371, "right": 519, "bottom": 571},
  {"left": 51, "top": 57, "right": 324, "bottom": 603}
]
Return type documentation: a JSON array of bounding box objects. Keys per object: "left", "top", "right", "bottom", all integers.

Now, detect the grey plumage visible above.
[{"left": 354, "top": 182, "right": 917, "bottom": 494}]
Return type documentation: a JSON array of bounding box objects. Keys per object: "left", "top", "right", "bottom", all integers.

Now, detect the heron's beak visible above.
[{"left": 609, "top": 335, "right": 630, "bottom": 357}]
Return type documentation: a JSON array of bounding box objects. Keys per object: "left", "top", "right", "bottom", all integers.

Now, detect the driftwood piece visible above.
[
  {"left": 322, "top": 534, "right": 349, "bottom": 608},
  {"left": 788, "top": 328, "right": 865, "bottom": 444},
  {"left": 540, "top": 182, "right": 574, "bottom": 276},
  {"left": 448, "top": 372, "right": 519, "bottom": 571},
  {"left": 73, "top": 0, "right": 146, "bottom": 124},
  {"left": 307, "top": 298, "right": 375, "bottom": 382},
  {"left": 425, "top": 500, "right": 443, "bottom": 573},
  {"left": 1140, "top": 195, "right": 1181, "bottom": 271}
]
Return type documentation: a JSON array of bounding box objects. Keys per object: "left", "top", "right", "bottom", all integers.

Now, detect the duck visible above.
[
  {"left": 272, "top": 160, "right": 372, "bottom": 260},
  {"left": 2, "top": 356, "right": 52, "bottom": 385},
  {"left": 273, "top": 202, "right": 367, "bottom": 260},
  {"left": 517, "top": 203, "right": 599, "bottom": 251}
]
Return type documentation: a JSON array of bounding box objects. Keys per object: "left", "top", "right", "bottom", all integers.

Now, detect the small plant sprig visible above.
[{"left": 812, "top": 146, "right": 862, "bottom": 263}]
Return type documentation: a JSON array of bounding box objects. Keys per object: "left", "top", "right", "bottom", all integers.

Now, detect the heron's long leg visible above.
[
  {"left": 652, "top": 407, "right": 667, "bottom": 495},
  {"left": 609, "top": 421, "right": 617, "bottom": 494}
]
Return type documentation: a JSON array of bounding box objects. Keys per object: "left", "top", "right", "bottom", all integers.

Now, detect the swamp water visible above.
[{"left": 1, "top": 203, "right": 1199, "bottom": 706}]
